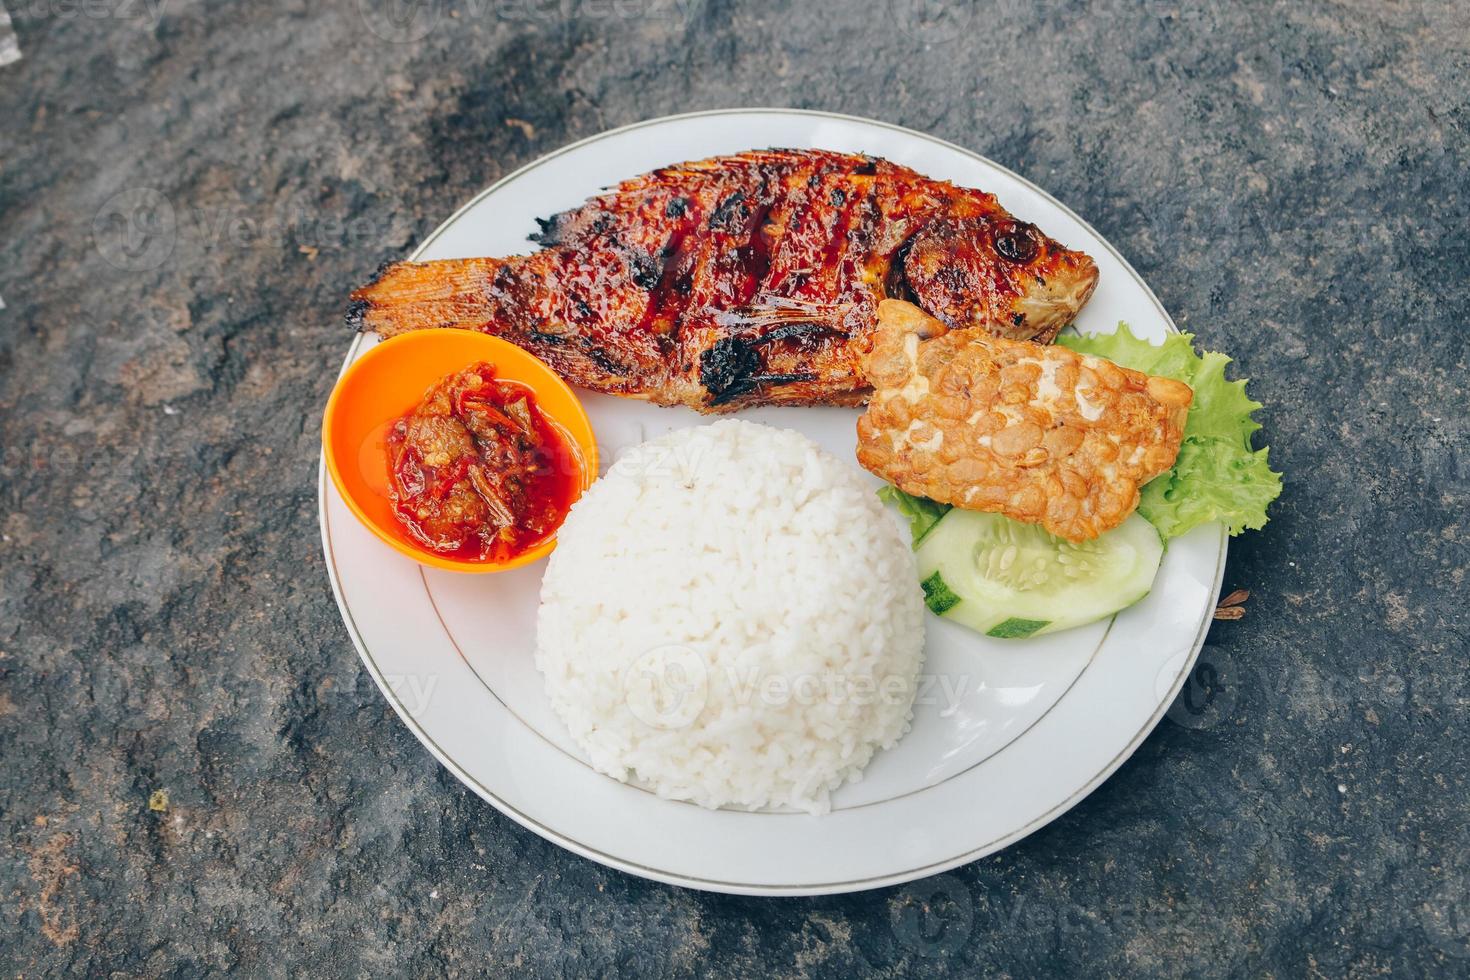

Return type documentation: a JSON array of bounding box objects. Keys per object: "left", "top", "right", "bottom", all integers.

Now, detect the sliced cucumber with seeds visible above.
[{"left": 913, "top": 509, "right": 1163, "bottom": 639}]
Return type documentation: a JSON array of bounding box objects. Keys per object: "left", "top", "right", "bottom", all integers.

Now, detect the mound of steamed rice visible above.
[{"left": 535, "top": 419, "right": 925, "bottom": 814}]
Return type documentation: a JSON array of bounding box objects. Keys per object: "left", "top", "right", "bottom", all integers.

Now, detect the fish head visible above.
[{"left": 900, "top": 215, "right": 1099, "bottom": 344}]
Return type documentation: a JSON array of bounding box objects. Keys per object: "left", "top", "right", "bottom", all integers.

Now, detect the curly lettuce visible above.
[
  {"left": 1057, "top": 324, "right": 1281, "bottom": 540},
  {"left": 877, "top": 485, "right": 950, "bottom": 544}
]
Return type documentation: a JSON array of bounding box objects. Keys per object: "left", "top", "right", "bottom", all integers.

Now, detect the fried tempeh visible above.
[{"left": 857, "top": 300, "right": 1192, "bottom": 541}]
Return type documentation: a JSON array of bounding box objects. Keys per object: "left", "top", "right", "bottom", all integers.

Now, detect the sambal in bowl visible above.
[{"left": 323, "top": 331, "right": 598, "bottom": 573}]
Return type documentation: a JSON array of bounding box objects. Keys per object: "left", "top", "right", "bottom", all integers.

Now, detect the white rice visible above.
[{"left": 535, "top": 419, "right": 925, "bottom": 814}]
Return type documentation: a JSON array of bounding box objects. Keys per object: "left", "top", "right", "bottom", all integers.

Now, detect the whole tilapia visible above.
[{"left": 349, "top": 149, "right": 1099, "bottom": 412}]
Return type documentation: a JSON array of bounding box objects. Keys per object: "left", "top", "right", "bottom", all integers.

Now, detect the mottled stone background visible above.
[{"left": 2, "top": 0, "right": 1467, "bottom": 975}]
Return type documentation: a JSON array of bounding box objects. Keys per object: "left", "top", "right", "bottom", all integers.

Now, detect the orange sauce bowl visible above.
[{"left": 322, "top": 330, "right": 598, "bottom": 573}]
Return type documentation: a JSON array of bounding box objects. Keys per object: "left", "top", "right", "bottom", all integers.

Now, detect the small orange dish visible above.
[{"left": 322, "top": 330, "right": 598, "bottom": 573}]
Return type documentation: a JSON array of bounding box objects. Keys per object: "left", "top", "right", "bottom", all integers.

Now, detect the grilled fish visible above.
[
  {"left": 349, "top": 149, "right": 1099, "bottom": 412},
  {"left": 857, "top": 301, "right": 1192, "bottom": 541}
]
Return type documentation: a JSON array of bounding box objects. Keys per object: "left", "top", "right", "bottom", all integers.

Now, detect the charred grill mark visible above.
[
  {"left": 699, "top": 335, "right": 817, "bottom": 405},
  {"left": 633, "top": 196, "right": 702, "bottom": 339},
  {"left": 346, "top": 260, "right": 400, "bottom": 328},
  {"left": 345, "top": 298, "right": 369, "bottom": 331},
  {"left": 528, "top": 329, "right": 568, "bottom": 345},
  {"left": 699, "top": 336, "right": 761, "bottom": 401},
  {"left": 815, "top": 176, "right": 866, "bottom": 289},
  {"left": 485, "top": 264, "right": 529, "bottom": 335},
  {"left": 736, "top": 199, "right": 777, "bottom": 291},
  {"left": 708, "top": 190, "right": 749, "bottom": 232},
  {"left": 886, "top": 233, "right": 919, "bottom": 304},
  {"left": 754, "top": 321, "right": 844, "bottom": 347},
  {"left": 581, "top": 339, "right": 629, "bottom": 377},
  {"left": 706, "top": 371, "right": 819, "bottom": 405},
  {"left": 628, "top": 251, "right": 663, "bottom": 290},
  {"left": 693, "top": 169, "right": 780, "bottom": 312},
  {"left": 758, "top": 161, "right": 831, "bottom": 296},
  {"left": 665, "top": 196, "right": 690, "bottom": 217},
  {"left": 841, "top": 185, "right": 881, "bottom": 286}
]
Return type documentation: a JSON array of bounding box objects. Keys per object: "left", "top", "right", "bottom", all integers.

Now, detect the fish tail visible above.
[{"left": 346, "top": 258, "right": 509, "bottom": 338}]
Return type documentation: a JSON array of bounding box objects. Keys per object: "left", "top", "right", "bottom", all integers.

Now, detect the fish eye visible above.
[{"left": 994, "top": 223, "right": 1041, "bottom": 263}]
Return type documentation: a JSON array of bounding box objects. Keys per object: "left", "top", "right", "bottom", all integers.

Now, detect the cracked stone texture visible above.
[{"left": 2, "top": 0, "right": 1468, "bottom": 976}]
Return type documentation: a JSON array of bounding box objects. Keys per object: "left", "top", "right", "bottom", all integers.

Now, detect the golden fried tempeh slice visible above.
[{"left": 857, "top": 300, "right": 1192, "bottom": 542}]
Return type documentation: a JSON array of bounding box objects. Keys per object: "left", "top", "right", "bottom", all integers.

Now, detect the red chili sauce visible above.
[{"left": 385, "top": 362, "right": 580, "bottom": 563}]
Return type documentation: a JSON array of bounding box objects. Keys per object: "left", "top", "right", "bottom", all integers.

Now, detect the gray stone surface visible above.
[{"left": 1, "top": 0, "right": 1467, "bottom": 975}]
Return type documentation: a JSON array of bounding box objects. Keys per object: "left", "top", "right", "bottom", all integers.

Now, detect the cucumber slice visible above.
[{"left": 913, "top": 510, "right": 1163, "bottom": 638}]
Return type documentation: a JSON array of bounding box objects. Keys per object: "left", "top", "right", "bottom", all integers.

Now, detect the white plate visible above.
[{"left": 318, "top": 109, "right": 1226, "bottom": 896}]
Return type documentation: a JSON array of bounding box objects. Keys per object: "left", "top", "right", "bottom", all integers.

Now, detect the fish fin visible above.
[
  {"left": 711, "top": 296, "right": 851, "bottom": 342},
  {"left": 347, "top": 258, "right": 507, "bottom": 337}
]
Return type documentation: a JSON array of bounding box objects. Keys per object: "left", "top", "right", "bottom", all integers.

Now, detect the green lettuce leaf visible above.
[
  {"left": 878, "top": 485, "right": 951, "bottom": 545},
  {"left": 1058, "top": 324, "right": 1281, "bottom": 539}
]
